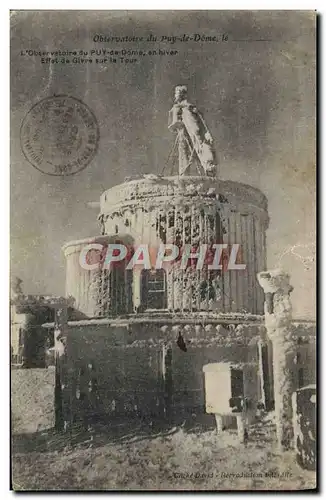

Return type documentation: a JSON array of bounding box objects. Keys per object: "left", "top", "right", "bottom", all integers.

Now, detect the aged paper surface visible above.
[{"left": 10, "top": 10, "right": 316, "bottom": 491}]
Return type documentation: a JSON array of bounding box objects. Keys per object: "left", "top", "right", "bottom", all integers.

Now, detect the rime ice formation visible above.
[{"left": 257, "top": 270, "right": 296, "bottom": 450}]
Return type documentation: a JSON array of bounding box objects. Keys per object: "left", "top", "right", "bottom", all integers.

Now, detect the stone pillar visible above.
[{"left": 257, "top": 270, "right": 295, "bottom": 450}]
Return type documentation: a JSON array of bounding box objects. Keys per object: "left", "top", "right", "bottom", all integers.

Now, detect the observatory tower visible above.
[{"left": 60, "top": 86, "right": 271, "bottom": 421}]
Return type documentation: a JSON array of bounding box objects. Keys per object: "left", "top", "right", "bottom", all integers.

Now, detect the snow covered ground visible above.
[{"left": 11, "top": 368, "right": 316, "bottom": 491}]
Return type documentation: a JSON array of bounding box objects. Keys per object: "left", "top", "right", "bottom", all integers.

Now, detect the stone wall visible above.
[{"left": 57, "top": 319, "right": 262, "bottom": 426}]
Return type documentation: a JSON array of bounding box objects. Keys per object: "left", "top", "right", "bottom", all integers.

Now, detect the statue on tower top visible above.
[{"left": 168, "top": 85, "right": 218, "bottom": 177}]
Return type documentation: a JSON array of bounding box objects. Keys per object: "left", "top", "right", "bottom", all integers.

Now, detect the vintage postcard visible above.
[{"left": 10, "top": 10, "right": 316, "bottom": 491}]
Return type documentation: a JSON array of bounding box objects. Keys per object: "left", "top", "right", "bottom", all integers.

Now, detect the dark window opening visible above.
[
  {"left": 141, "top": 269, "right": 167, "bottom": 310},
  {"left": 184, "top": 216, "right": 191, "bottom": 244},
  {"left": 110, "top": 266, "right": 127, "bottom": 315},
  {"left": 156, "top": 215, "right": 167, "bottom": 243}
]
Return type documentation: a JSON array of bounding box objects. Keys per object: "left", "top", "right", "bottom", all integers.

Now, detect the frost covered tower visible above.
[{"left": 59, "top": 86, "right": 272, "bottom": 423}]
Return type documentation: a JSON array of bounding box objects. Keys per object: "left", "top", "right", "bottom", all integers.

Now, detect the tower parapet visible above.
[{"left": 63, "top": 89, "right": 269, "bottom": 318}]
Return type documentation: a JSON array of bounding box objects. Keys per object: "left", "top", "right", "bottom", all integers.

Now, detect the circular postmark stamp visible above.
[{"left": 20, "top": 95, "right": 100, "bottom": 176}]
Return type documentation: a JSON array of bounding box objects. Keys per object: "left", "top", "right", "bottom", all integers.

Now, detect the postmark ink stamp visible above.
[{"left": 20, "top": 95, "right": 99, "bottom": 176}]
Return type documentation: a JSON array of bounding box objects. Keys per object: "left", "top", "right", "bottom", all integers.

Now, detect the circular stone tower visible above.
[
  {"left": 63, "top": 86, "right": 269, "bottom": 320},
  {"left": 60, "top": 87, "right": 272, "bottom": 422}
]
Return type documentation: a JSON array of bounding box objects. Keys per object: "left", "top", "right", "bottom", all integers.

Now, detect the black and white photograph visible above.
[{"left": 10, "top": 10, "right": 316, "bottom": 491}]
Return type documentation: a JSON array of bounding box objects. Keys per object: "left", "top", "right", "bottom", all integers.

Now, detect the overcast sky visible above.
[{"left": 10, "top": 10, "right": 315, "bottom": 319}]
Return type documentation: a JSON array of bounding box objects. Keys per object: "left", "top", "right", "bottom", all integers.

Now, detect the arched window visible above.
[{"left": 141, "top": 269, "right": 167, "bottom": 310}]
